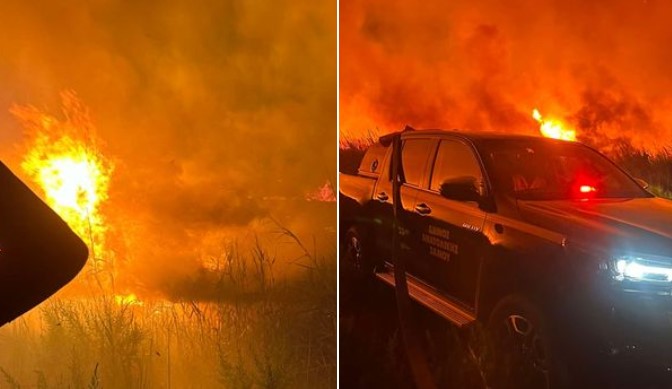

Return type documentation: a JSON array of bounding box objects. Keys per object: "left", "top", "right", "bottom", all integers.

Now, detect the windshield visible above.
[{"left": 478, "top": 139, "right": 651, "bottom": 200}]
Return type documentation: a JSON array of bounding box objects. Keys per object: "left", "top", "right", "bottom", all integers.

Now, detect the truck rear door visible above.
[{"left": 371, "top": 137, "right": 435, "bottom": 273}]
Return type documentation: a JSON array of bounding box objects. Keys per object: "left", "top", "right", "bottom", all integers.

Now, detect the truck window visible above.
[
  {"left": 401, "top": 139, "right": 434, "bottom": 187},
  {"left": 430, "top": 139, "right": 482, "bottom": 192},
  {"left": 480, "top": 139, "right": 651, "bottom": 200},
  {"left": 358, "top": 142, "right": 388, "bottom": 176}
]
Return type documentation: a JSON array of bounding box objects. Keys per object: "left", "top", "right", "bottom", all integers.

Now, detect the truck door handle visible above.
[
  {"left": 415, "top": 203, "right": 432, "bottom": 215},
  {"left": 376, "top": 192, "right": 389, "bottom": 202}
]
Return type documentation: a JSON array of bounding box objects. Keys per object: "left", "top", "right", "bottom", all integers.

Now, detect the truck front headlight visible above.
[{"left": 612, "top": 255, "right": 672, "bottom": 284}]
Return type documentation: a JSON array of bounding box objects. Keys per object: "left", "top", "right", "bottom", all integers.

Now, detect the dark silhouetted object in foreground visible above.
[{"left": 0, "top": 162, "right": 87, "bottom": 326}]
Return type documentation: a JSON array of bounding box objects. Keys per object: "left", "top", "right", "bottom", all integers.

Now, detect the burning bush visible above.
[{"left": 1, "top": 93, "right": 336, "bottom": 388}]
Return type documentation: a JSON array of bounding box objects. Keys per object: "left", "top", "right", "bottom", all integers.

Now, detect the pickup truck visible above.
[{"left": 340, "top": 128, "right": 672, "bottom": 388}]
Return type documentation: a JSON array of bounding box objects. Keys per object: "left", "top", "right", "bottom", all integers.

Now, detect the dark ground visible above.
[
  {"left": 339, "top": 248, "right": 672, "bottom": 389},
  {"left": 339, "top": 143, "right": 488, "bottom": 388},
  {"left": 339, "top": 246, "right": 489, "bottom": 389}
]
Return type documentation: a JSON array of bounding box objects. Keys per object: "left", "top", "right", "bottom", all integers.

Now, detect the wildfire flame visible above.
[
  {"left": 12, "top": 92, "right": 112, "bottom": 258},
  {"left": 114, "top": 293, "right": 143, "bottom": 306},
  {"left": 532, "top": 108, "right": 576, "bottom": 141},
  {"left": 305, "top": 180, "right": 336, "bottom": 202},
  {"left": 23, "top": 142, "right": 109, "bottom": 238}
]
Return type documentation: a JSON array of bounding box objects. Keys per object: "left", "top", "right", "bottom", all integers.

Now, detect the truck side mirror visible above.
[
  {"left": 0, "top": 162, "right": 87, "bottom": 327},
  {"left": 439, "top": 176, "right": 483, "bottom": 202}
]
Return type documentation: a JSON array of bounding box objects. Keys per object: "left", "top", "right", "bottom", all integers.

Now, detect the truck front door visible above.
[{"left": 410, "top": 138, "right": 487, "bottom": 310}]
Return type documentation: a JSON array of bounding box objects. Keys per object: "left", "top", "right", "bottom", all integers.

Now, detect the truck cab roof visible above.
[{"left": 390, "top": 128, "right": 564, "bottom": 143}]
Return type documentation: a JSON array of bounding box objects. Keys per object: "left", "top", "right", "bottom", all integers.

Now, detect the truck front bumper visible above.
[{"left": 575, "top": 288, "right": 672, "bottom": 384}]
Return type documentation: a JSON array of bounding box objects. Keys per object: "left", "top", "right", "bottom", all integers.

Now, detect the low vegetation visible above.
[{"left": 0, "top": 229, "right": 336, "bottom": 389}]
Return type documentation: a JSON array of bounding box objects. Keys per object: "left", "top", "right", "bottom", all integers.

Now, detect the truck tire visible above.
[
  {"left": 484, "top": 295, "right": 570, "bottom": 389},
  {"left": 344, "top": 225, "right": 375, "bottom": 277}
]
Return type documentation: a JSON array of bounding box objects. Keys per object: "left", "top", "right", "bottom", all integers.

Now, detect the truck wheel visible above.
[
  {"left": 344, "top": 226, "right": 375, "bottom": 276},
  {"left": 484, "top": 295, "right": 569, "bottom": 389}
]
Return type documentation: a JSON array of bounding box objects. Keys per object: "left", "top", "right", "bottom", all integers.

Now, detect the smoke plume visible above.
[
  {"left": 0, "top": 0, "right": 335, "bottom": 296},
  {"left": 341, "top": 0, "right": 672, "bottom": 151}
]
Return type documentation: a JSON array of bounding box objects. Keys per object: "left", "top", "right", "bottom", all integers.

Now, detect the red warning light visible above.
[
  {"left": 579, "top": 185, "right": 596, "bottom": 194},
  {"left": 574, "top": 182, "right": 598, "bottom": 201}
]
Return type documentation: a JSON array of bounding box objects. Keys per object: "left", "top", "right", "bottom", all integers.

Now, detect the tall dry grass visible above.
[{"left": 0, "top": 227, "right": 335, "bottom": 389}]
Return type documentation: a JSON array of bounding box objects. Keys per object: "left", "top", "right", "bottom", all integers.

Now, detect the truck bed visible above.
[{"left": 339, "top": 172, "right": 377, "bottom": 205}]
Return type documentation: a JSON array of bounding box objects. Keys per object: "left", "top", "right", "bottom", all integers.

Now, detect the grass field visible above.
[{"left": 0, "top": 228, "right": 336, "bottom": 389}]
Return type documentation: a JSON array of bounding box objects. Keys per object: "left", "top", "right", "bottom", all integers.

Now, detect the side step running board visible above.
[{"left": 376, "top": 266, "right": 476, "bottom": 327}]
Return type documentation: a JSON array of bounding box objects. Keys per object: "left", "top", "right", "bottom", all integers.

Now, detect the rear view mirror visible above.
[
  {"left": 0, "top": 162, "right": 87, "bottom": 327},
  {"left": 439, "top": 176, "right": 482, "bottom": 202}
]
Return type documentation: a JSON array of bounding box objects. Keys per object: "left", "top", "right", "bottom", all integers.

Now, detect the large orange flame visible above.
[
  {"left": 22, "top": 139, "right": 109, "bottom": 240},
  {"left": 532, "top": 108, "right": 577, "bottom": 141},
  {"left": 12, "top": 92, "right": 113, "bottom": 260}
]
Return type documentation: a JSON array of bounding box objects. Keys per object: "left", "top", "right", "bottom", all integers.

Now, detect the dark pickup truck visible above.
[{"left": 340, "top": 128, "right": 672, "bottom": 387}]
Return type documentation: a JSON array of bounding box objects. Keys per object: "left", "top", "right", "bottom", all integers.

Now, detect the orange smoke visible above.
[
  {"left": 340, "top": 0, "right": 672, "bottom": 153},
  {"left": 0, "top": 0, "right": 336, "bottom": 301}
]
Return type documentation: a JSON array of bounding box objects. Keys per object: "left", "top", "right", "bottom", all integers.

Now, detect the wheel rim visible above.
[{"left": 491, "top": 313, "right": 551, "bottom": 389}]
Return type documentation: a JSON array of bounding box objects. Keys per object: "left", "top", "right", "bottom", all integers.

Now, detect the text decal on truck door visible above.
[
  {"left": 462, "top": 223, "right": 481, "bottom": 232},
  {"left": 422, "top": 225, "right": 459, "bottom": 262}
]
